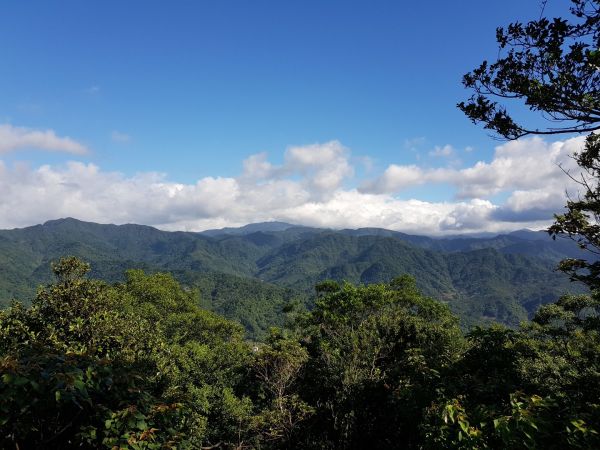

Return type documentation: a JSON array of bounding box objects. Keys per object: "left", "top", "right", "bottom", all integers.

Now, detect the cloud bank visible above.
[{"left": 0, "top": 132, "right": 586, "bottom": 235}]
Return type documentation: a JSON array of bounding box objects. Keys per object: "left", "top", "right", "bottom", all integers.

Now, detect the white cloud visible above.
[
  {"left": 273, "top": 192, "right": 498, "bottom": 234},
  {"left": 363, "top": 135, "right": 584, "bottom": 199},
  {"left": 241, "top": 141, "right": 353, "bottom": 196},
  {"left": 0, "top": 136, "right": 585, "bottom": 235},
  {"left": 365, "top": 164, "right": 425, "bottom": 192},
  {"left": 284, "top": 141, "right": 353, "bottom": 194},
  {"left": 439, "top": 199, "right": 497, "bottom": 231},
  {"left": 362, "top": 164, "right": 456, "bottom": 193},
  {"left": 241, "top": 152, "right": 276, "bottom": 180},
  {"left": 0, "top": 124, "right": 89, "bottom": 155}
]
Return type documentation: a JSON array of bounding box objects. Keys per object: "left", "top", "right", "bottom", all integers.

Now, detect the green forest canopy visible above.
[
  {"left": 1, "top": 258, "right": 599, "bottom": 448},
  {"left": 2, "top": 1, "right": 600, "bottom": 448}
]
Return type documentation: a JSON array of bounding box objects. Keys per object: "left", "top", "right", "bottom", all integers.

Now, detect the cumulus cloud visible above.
[
  {"left": 284, "top": 141, "right": 353, "bottom": 194},
  {"left": 454, "top": 136, "right": 581, "bottom": 199},
  {"left": 0, "top": 159, "right": 506, "bottom": 234},
  {"left": 363, "top": 136, "right": 583, "bottom": 198},
  {"left": 0, "top": 137, "right": 584, "bottom": 235},
  {"left": 241, "top": 141, "right": 353, "bottom": 197},
  {"left": 241, "top": 152, "right": 275, "bottom": 180},
  {"left": 358, "top": 135, "right": 590, "bottom": 232},
  {"left": 0, "top": 124, "right": 89, "bottom": 155},
  {"left": 365, "top": 164, "right": 426, "bottom": 193}
]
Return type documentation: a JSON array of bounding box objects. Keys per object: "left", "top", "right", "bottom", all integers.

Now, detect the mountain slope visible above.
[{"left": 0, "top": 218, "right": 589, "bottom": 335}]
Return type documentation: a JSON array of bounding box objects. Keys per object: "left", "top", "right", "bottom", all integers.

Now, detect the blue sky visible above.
[{"left": 0, "top": 0, "right": 583, "bottom": 234}]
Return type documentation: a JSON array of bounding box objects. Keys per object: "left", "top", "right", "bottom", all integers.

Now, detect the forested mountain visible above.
[{"left": 0, "top": 218, "right": 589, "bottom": 336}]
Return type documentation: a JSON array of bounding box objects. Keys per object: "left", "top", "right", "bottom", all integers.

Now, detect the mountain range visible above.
[{"left": 0, "top": 218, "right": 590, "bottom": 338}]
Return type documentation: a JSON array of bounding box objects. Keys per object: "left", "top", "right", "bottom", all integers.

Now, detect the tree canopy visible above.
[
  {"left": 460, "top": 0, "right": 600, "bottom": 289},
  {"left": 2, "top": 258, "right": 600, "bottom": 448},
  {"left": 459, "top": 0, "right": 599, "bottom": 139},
  {"left": 2, "top": 2, "right": 600, "bottom": 449}
]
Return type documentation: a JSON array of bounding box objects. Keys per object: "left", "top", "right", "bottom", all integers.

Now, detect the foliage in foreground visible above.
[
  {"left": 1, "top": 257, "right": 600, "bottom": 448},
  {"left": 459, "top": 0, "right": 600, "bottom": 291}
]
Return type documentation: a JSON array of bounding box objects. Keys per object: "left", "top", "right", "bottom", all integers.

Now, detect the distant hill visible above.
[
  {"left": 0, "top": 218, "right": 590, "bottom": 336},
  {"left": 200, "top": 221, "right": 302, "bottom": 236}
]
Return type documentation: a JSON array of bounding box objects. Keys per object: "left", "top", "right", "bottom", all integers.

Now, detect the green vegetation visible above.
[
  {"left": 1, "top": 257, "right": 599, "bottom": 448},
  {"left": 459, "top": 0, "right": 600, "bottom": 289},
  {"left": 2, "top": 2, "right": 599, "bottom": 447},
  {"left": 0, "top": 257, "right": 252, "bottom": 448},
  {"left": 0, "top": 218, "right": 589, "bottom": 338}
]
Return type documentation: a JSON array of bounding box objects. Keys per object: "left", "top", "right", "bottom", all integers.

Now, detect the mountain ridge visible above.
[{"left": 0, "top": 218, "right": 590, "bottom": 336}]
